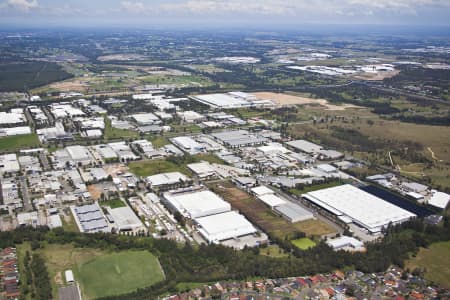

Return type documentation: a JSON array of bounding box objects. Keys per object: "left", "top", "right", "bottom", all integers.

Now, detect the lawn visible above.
[
  {"left": 0, "top": 133, "right": 41, "bottom": 153},
  {"left": 76, "top": 251, "right": 165, "bottom": 299},
  {"left": 291, "top": 237, "right": 316, "bottom": 250},
  {"left": 101, "top": 198, "right": 126, "bottom": 208},
  {"left": 35, "top": 244, "right": 165, "bottom": 299},
  {"left": 406, "top": 241, "right": 450, "bottom": 288}
]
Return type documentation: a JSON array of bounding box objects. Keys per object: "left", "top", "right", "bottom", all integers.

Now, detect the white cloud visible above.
[
  {"left": 6, "top": 0, "right": 38, "bottom": 11},
  {"left": 118, "top": 0, "right": 450, "bottom": 18}
]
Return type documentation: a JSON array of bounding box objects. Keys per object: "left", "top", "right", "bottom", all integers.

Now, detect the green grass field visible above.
[
  {"left": 76, "top": 251, "right": 165, "bottom": 299},
  {"left": 31, "top": 244, "right": 165, "bottom": 299},
  {"left": 406, "top": 241, "right": 450, "bottom": 288},
  {"left": 101, "top": 198, "right": 126, "bottom": 208},
  {"left": 291, "top": 237, "right": 316, "bottom": 250},
  {"left": 128, "top": 159, "right": 183, "bottom": 177},
  {"left": 0, "top": 133, "right": 41, "bottom": 153},
  {"left": 128, "top": 154, "right": 224, "bottom": 177}
]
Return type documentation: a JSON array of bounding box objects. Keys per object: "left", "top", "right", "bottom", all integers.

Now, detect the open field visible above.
[
  {"left": 128, "top": 154, "right": 224, "bottom": 177},
  {"left": 260, "top": 244, "right": 289, "bottom": 258},
  {"left": 209, "top": 181, "right": 336, "bottom": 239},
  {"left": 77, "top": 251, "right": 165, "bottom": 299},
  {"left": 288, "top": 111, "right": 450, "bottom": 189},
  {"left": 406, "top": 241, "right": 450, "bottom": 288},
  {"left": 128, "top": 159, "right": 185, "bottom": 177},
  {"left": 253, "top": 92, "right": 360, "bottom": 110},
  {"left": 291, "top": 238, "right": 316, "bottom": 250},
  {"left": 0, "top": 134, "right": 41, "bottom": 153},
  {"left": 101, "top": 198, "right": 126, "bottom": 208},
  {"left": 24, "top": 243, "right": 165, "bottom": 300},
  {"left": 104, "top": 117, "right": 139, "bottom": 140}
]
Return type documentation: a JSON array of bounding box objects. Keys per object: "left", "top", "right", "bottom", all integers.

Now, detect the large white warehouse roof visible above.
[
  {"left": 164, "top": 189, "right": 231, "bottom": 219},
  {"left": 196, "top": 211, "right": 257, "bottom": 243},
  {"left": 303, "top": 184, "right": 415, "bottom": 233}
]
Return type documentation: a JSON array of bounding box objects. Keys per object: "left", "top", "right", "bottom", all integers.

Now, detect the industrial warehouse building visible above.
[
  {"left": 251, "top": 185, "right": 314, "bottom": 222},
  {"left": 195, "top": 211, "right": 257, "bottom": 243},
  {"left": 145, "top": 172, "right": 191, "bottom": 191},
  {"left": 170, "top": 136, "right": 206, "bottom": 154},
  {"left": 303, "top": 184, "right": 416, "bottom": 233},
  {"left": 71, "top": 203, "right": 109, "bottom": 233},
  {"left": 162, "top": 188, "right": 231, "bottom": 219},
  {"left": 107, "top": 206, "right": 144, "bottom": 232},
  {"left": 212, "top": 130, "right": 268, "bottom": 148},
  {"left": 274, "top": 202, "right": 314, "bottom": 223}
]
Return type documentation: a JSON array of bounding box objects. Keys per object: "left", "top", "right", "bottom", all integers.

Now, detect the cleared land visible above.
[
  {"left": 406, "top": 241, "right": 450, "bottom": 288},
  {"left": 291, "top": 237, "right": 316, "bottom": 250},
  {"left": 0, "top": 134, "right": 41, "bottom": 153},
  {"left": 209, "top": 181, "right": 335, "bottom": 240},
  {"left": 253, "top": 92, "right": 359, "bottom": 110}
]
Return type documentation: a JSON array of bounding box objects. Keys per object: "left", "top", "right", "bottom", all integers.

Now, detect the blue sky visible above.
[{"left": 1, "top": 0, "right": 450, "bottom": 27}]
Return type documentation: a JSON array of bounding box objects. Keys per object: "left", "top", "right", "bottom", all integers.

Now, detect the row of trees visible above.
[{"left": 1, "top": 215, "right": 449, "bottom": 300}]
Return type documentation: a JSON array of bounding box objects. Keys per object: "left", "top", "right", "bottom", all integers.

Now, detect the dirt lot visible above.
[
  {"left": 353, "top": 70, "right": 400, "bottom": 81},
  {"left": 209, "top": 181, "right": 335, "bottom": 239},
  {"left": 97, "top": 54, "right": 147, "bottom": 61},
  {"left": 103, "top": 164, "right": 128, "bottom": 176},
  {"left": 87, "top": 184, "right": 102, "bottom": 200},
  {"left": 254, "top": 92, "right": 359, "bottom": 110},
  {"left": 47, "top": 78, "right": 89, "bottom": 93}
]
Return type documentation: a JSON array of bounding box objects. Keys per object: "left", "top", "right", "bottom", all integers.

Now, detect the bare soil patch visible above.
[{"left": 254, "top": 92, "right": 359, "bottom": 110}]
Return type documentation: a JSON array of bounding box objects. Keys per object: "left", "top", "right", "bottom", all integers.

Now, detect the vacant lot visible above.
[
  {"left": 128, "top": 159, "right": 183, "bottom": 177},
  {"left": 104, "top": 117, "right": 139, "bottom": 140},
  {"left": 291, "top": 237, "right": 316, "bottom": 250},
  {"left": 406, "top": 241, "right": 450, "bottom": 288},
  {"left": 0, "top": 134, "right": 41, "bottom": 153},
  {"left": 128, "top": 154, "right": 224, "bottom": 177},
  {"left": 209, "top": 181, "right": 335, "bottom": 240},
  {"left": 253, "top": 92, "right": 359, "bottom": 110}
]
